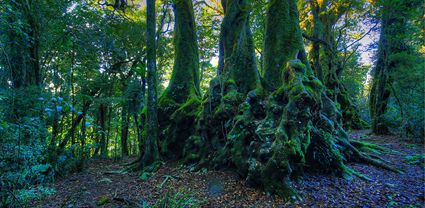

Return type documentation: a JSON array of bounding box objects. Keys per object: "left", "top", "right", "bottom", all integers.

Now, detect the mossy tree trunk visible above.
[
  {"left": 162, "top": 0, "right": 200, "bottom": 103},
  {"left": 305, "top": 0, "right": 367, "bottom": 130},
  {"left": 220, "top": 0, "right": 260, "bottom": 93},
  {"left": 99, "top": 103, "right": 108, "bottom": 158},
  {"left": 156, "top": 0, "right": 202, "bottom": 159},
  {"left": 369, "top": 0, "right": 416, "bottom": 135},
  {"left": 7, "top": 0, "right": 41, "bottom": 88},
  {"left": 121, "top": 103, "right": 129, "bottom": 157},
  {"left": 3, "top": 0, "right": 43, "bottom": 124},
  {"left": 217, "top": 0, "right": 226, "bottom": 75},
  {"left": 141, "top": 0, "right": 160, "bottom": 167},
  {"left": 179, "top": 0, "right": 261, "bottom": 164},
  {"left": 179, "top": 0, "right": 399, "bottom": 199},
  {"left": 263, "top": 0, "right": 309, "bottom": 90}
]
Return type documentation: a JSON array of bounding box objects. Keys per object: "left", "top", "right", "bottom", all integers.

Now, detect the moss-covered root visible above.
[
  {"left": 124, "top": 157, "right": 142, "bottom": 172},
  {"left": 361, "top": 155, "right": 403, "bottom": 173},
  {"left": 342, "top": 140, "right": 403, "bottom": 173},
  {"left": 160, "top": 97, "right": 203, "bottom": 158},
  {"left": 350, "top": 140, "right": 387, "bottom": 154},
  {"left": 342, "top": 165, "right": 372, "bottom": 181}
]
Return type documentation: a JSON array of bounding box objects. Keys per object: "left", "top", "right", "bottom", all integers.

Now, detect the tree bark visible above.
[
  {"left": 141, "top": 0, "right": 160, "bottom": 167},
  {"left": 162, "top": 0, "right": 200, "bottom": 103},
  {"left": 121, "top": 104, "right": 129, "bottom": 157},
  {"left": 177, "top": 0, "right": 399, "bottom": 199},
  {"left": 263, "top": 0, "right": 309, "bottom": 90},
  {"left": 221, "top": 0, "right": 260, "bottom": 93},
  {"left": 99, "top": 104, "right": 108, "bottom": 158},
  {"left": 369, "top": 0, "right": 415, "bottom": 134},
  {"left": 7, "top": 0, "right": 41, "bottom": 88}
]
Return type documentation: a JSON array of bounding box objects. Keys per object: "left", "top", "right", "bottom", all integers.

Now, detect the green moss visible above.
[
  {"left": 171, "top": 97, "right": 202, "bottom": 120},
  {"left": 139, "top": 172, "right": 152, "bottom": 181},
  {"left": 225, "top": 79, "right": 236, "bottom": 86},
  {"left": 350, "top": 140, "right": 386, "bottom": 153},
  {"left": 158, "top": 93, "right": 179, "bottom": 122},
  {"left": 96, "top": 195, "right": 111, "bottom": 206},
  {"left": 221, "top": 0, "right": 260, "bottom": 93},
  {"left": 165, "top": 0, "right": 200, "bottom": 103},
  {"left": 223, "top": 89, "right": 245, "bottom": 105},
  {"left": 263, "top": 0, "right": 308, "bottom": 90},
  {"left": 160, "top": 96, "right": 202, "bottom": 158}
]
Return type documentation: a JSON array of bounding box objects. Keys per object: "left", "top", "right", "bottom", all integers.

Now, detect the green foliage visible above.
[
  {"left": 3, "top": 186, "right": 56, "bottom": 207},
  {"left": 384, "top": 51, "right": 424, "bottom": 139}
]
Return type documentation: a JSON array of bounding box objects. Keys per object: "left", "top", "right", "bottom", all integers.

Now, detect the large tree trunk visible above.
[
  {"left": 141, "top": 0, "right": 160, "bottom": 167},
  {"left": 157, "top": 0, "right": 202, "bottom": 158},
  {"left": 162, "top": 0, "right": 200, "bottom": 103},
  {"left": 178, "top": 0, "right": 398, "bottom": 199},
  {"left": 220, "top": 0, "right": 259, "bottom": 93},
  {"left": 263, "top": 0, "right": 308, "bottom": 90}
]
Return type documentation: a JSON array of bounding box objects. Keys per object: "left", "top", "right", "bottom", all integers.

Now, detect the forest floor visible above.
[{"left": 31, "top": 130, "right": 424, "bottom": 208}]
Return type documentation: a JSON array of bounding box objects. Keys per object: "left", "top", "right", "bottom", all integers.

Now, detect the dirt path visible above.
[{"left": 32, "top": 131, "right": 424, "bottom": 207}]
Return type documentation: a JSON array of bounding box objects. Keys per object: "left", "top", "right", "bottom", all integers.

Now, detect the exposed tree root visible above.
[
  {"left": 124, "top": 157, "right": 142, "bottom": 172},
  {"left": 342, "top": 165, "right": 372, "bottom": 181},
  {"left": 358, "top": 154, "right": 403, "bottom": 174},
  {"left": 343, "top": 140, "right": 403, "bottom": 174}
]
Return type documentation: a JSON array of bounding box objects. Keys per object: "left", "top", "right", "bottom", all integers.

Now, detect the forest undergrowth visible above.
[{"left": 29, "top": 131, "right": 424, "bottom": 208}]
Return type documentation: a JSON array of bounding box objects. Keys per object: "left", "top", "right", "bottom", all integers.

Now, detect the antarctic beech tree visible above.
[
  {"left": 303, "top": 0, "right": 367, "bottom": 129},
  {"left": 220, "top": 0, "right": 260, "bottom": 93},
  {"left": 157, "top": 0, "right": 202, "bottom": 158},
  {"left": 179, "top": 0, "right": 261, "bottom": 164},
  {"left": 2, "top": 0, "right": 43, "bottom": 124},
  {"left": 263, "top": 0, "right": 308, "bottom": 90},
  {"left": 121, "top": 103, "right": 130, "bottom": 156},
  {"left": 98, "top": 103, "right": 108, "bottom": 158},
  {"left": 162, "top": 0, "right": 200, "bottom": 103},
  {"left": 7, "top": 0, "right": 41, "bottom": 88},
  {"left": 369, "top": 0, "right": 420, "bottom": 134},
  {"left": 177, "top": 0, "right": 399, "bottom": 199}
]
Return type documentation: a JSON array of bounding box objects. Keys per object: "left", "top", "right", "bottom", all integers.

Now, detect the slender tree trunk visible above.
[
  {"left": 138, "top": 75, "right": 146, "bottom": 156},
  {"left": 121, "top": 104, "right": 129, "bottom": 157},
  {"left": 98, "top": 104, "right": 107, "bottom": 158},
  {"left": 142, "top": 0, "right": 160, "bottom": 167},
  {"left": 81, "top": 115, "right": 86, "bottom": 157}
]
